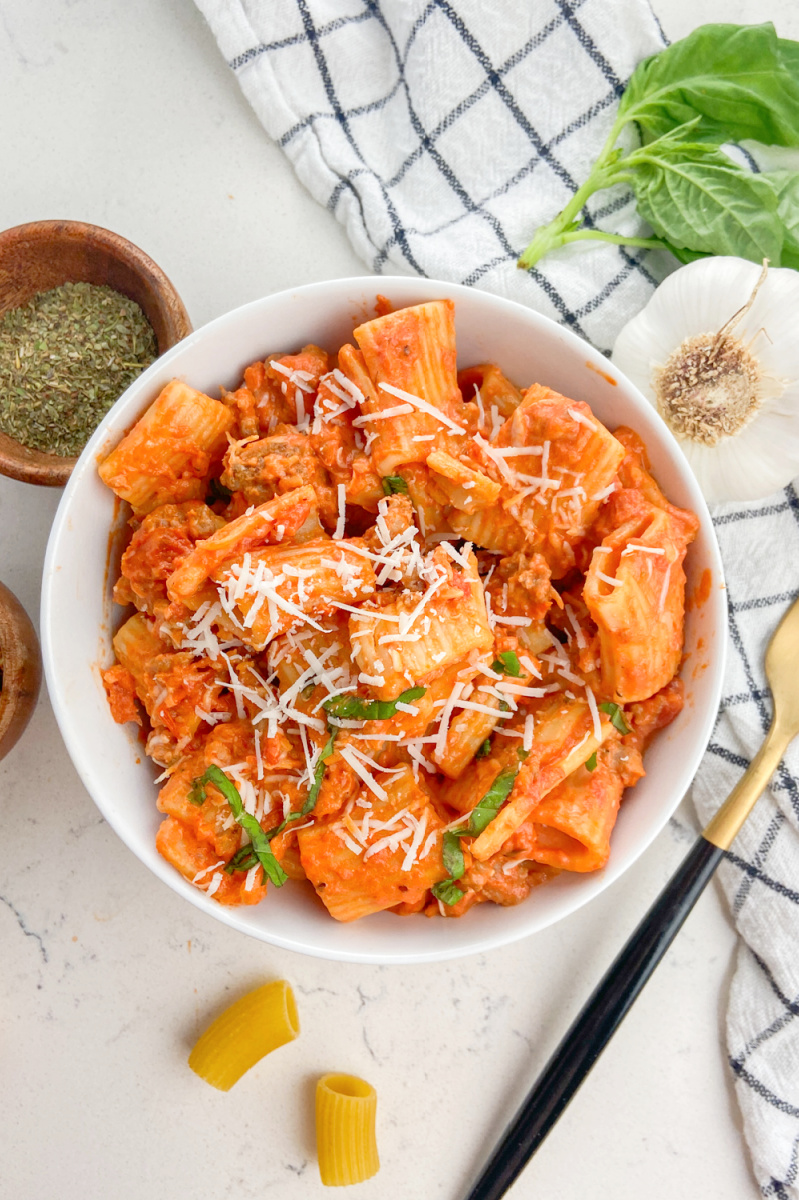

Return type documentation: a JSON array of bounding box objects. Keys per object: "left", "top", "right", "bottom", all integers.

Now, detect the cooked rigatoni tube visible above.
[
  {"left": 188, "top": 980, "right": 299, "bottom": 1091},
  {"left": 98, "top": 380, "right": 234, "bottom": 514},
  {"left": 316, "top": 1073, "right": 379, "bottom": 1187}
]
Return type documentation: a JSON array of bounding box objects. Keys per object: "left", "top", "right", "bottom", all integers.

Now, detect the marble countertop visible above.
[{"left": 2, "top": 2, "right": 796, "bottom": 1197}]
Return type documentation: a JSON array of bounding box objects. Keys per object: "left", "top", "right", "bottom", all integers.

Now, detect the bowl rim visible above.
[
  {"left": 41, "top": 275, "right": 727, "bottom": 963},
  {"left": 0, "top": 219, "right": 192, "bottom": 487}
]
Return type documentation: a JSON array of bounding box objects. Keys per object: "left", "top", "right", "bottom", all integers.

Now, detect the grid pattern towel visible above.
[{"left": 194, "top": 2, "right": 799, "bottom": 1193}]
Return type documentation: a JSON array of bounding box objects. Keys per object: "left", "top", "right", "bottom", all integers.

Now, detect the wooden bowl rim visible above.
[
  {"left": 0, "top": 579, "right": 42, "bottom": 761},
  {"left": 0, "top": 219, "right": 192, "bottom": 487}
]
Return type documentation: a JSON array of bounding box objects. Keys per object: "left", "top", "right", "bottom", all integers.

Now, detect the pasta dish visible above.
[{"left": 99, "top": 297, "right": 697, "bottom": 921}]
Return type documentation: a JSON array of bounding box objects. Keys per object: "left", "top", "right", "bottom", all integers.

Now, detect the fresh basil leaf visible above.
[
  {"left": 468, "top": 767, "right": 518, "bottom": 836},
  {"left": 323, "top": 686, "right": 426, "bottom": 721},
  {"left": 432, "top": 879, "right": 464, "bottom": 906},
  {"left": 197, "top": 765, "right": 287, "bottom": 887},
  {"left": 381, "top": 474, "right": 408, "bottom": 495},
  {"left": 585, "top": 751, "right": 598, "bottom": 772},
  {"left": 491, "top": 650, "right": 522, "bottom": 677},
  {"left": 476, "top": 737, "right": 493, "bottom": 758},
  {"left": 659, "top": 241, "right": 711, "bottom": 265},
  {"left": 629, "top": 143, "right": 784, "bottom": 263},
  {"left": 619, "top": 23, "right": 799, "bottom": 148},
  {"left": 765, "top": 169, "right": 799, "bottom": 269},
  {"left": 599, "top": 702, "right": 631, "bottom": 736}
]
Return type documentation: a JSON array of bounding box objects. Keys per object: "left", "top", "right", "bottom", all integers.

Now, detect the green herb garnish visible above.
[
  {"left": 188, "top": 776, "right": 208, "bottom": 806},
  {"left": 441, "top": 831, "right": 466, "bottom": 881},
  {"left": 476, "top": 737, "right": 493, "bottom": 758},
  {"left": 518, "top": 24, "right": 799, "bottom": 272},
  {"left": 213, "top": 734, "right": 338, "bottom": 879},
  {"left": 323, "top": 686, "right": 426, "bottom": 721},
  {"left": 302, "top": 730, "right": 337, "bottom": 816},
  {"left": 381, "top": 474, "right": 409, "bottom": 495},
  {"left": 585, "top": 751, "right": 598, "bottom": 772},
  {"left": 599, "top": 702, "right": 631, "bottom": 735},
  {"left": 467, "top": 767, "right": 518, "bottom": 835},
  {"left": 192, "top": 765, "right": 287, "bottom": 887},
  {"left": 433, "top": 762, "right": 524, "bottom": 903},
  {"left": 0, "top": 282, "right": 157, "bottom": 456},
  {"left": 431, "top": 879, "right": 465, "bottom": 907},
  {"left": 491, "top": 650, "right": 522, "bottom": 677}
]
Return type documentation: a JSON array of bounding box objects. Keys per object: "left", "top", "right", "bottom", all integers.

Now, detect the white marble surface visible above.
[{"left": 2, "top": 2, "right": 797, "bottom": 1197}]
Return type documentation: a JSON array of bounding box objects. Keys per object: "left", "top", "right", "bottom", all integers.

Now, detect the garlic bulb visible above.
[{"left": 611, "top": 257, "right": 799, "bottom": 503}]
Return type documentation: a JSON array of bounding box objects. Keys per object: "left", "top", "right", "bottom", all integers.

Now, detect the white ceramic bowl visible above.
[{"left": 42, "top": 277, "right": 726, "bottom": 964}]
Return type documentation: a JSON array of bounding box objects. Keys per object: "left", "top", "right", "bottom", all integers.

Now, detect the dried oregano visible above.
[{"left": 0, "top": 281, "right": 157, "bottom": 457}]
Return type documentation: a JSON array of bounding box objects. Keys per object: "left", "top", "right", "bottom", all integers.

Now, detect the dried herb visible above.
[{"left": 0, "top": 282, "right": 157, "bottom": 456}]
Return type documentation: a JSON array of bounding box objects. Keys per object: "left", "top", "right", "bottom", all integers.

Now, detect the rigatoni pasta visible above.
[
  {"left": 99, "top": 297, "right": 697, "bottom": 922},
  {"left": 188, "top": 979, "right": 299, "bottom": 1091},
  {"left": 316, "top": 1073, "right": 379, "bottom": 1187}
]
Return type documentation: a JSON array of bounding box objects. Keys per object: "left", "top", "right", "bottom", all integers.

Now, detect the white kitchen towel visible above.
[
  {"left": 692, "top": 494, "right": 799, "bottom": 1200},
  {"left": 195, "top": 0, "right": 667, "bottom": 353},
  {"left": 194, "top": 2, "right": 799, "bottom": 1193}
]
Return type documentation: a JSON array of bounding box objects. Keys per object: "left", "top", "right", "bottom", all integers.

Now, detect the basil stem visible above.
[{"left": 518, "top": 23, "right": 799, "bottom": 271}]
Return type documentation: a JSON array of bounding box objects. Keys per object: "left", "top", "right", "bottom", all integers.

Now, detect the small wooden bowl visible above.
[
  {"left": 0, "top": 580, "right": 42, "bottom": 761},
  {"left": 0, "top": 220, "right": 192, "bottom": 487}
]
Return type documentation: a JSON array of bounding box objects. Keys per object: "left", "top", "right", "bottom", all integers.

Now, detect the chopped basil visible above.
[
  {"left": 468, "top": 767, "right": 518, "bottom": 835},
  {"left": 476, "top": 737, "right": 493, "bottom": 758},
  {"left": 222, "top": 732, "right": 337, "bottom": 877},
  {"left": 441, "top": 831, "right": 466, "bottom": 881},
  {"left": 382, "top": 474, "right": 409, "bottom": 495},
  {"left": 302, "top": 729, "right": 337, "bottom": 816},
  {"left": 585, "top": 751, "right": 598, "bottom": 772},
  {"left": 433, "top": 762, "right": 524, "bottom": 901},
  {"left": 192, "top": 765, "right": 287, "bottom": 887},
  {"left": 323, "top": 686, "right": 426, "bottom": 721},
  {"left": 188, "top": 777, "right": 207, "bottom": 806},
  {"left": 432, "top": 879, "right": 464, "bottom": 906},
  {"left": 599, "top": 702, "right": 631, "bottom": 735},
  {"left": 491, "top": 650, "right": 522, "bottom": 677}
]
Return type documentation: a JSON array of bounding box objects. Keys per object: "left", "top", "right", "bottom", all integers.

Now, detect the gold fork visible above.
[{"left": 465, "top": 593, "right": 799, "bottom": 1200}]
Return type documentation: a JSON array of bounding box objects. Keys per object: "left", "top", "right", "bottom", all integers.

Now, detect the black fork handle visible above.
[{"left": 463, "top": 835, "right": 724, "bottom": 1200}]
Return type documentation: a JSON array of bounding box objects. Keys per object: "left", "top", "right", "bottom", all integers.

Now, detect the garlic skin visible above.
[{"left": 611, "top": 257, "right": 799, "bottom": 504}]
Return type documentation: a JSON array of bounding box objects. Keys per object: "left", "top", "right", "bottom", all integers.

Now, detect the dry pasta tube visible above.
[
  {"left": 188, "top": 980, "right": 299, "bottom": 1091},
  {"left": 316, "top": 1073, "right": 379, "bottom": 1186}
]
